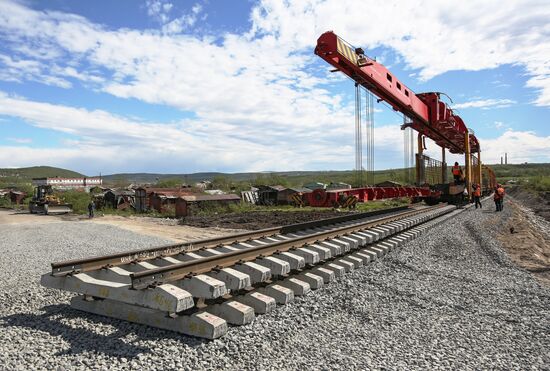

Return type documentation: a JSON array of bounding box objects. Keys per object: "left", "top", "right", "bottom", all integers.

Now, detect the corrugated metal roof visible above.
[
  {"left": 285, "top": 187, "right": 313, "bottom": 193},
  {"left": 179, "top": 194, "right": 240, "bottom": 202},
  {"left": 105, "top": 189, "right": 135, "bottom": 196}
]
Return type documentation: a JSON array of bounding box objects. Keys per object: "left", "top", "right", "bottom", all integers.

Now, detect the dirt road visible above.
[
  {"left": 89, "top": 215, "right": 244, "bottom": 242},
  {"left": 0, "top": 209, "right": 62, "bottom": 225},
  {"left": 0, "top": 209, "right": 242, "bottom": 242}
]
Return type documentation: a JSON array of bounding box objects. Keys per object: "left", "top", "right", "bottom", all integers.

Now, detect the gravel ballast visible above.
[{"left": 1, "top": 201, "right": 549, "bottom": 370}]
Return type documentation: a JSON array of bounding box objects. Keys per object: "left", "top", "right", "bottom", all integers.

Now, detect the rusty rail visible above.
[
  {"left": 131, "top": 204, "right": 446, "bottom": 289},
  {"left": 51, "top": 206, "right": 410, "bottom": 276}
]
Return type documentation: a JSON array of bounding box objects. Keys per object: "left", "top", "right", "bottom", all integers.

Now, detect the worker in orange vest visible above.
[
  {"left": 496, "top": 184, "right": 505, "bottom": 212},
  {"left": 473, "top": 183, "right": 482, "bottom": 209},
  {"left": 452, "top": 162, "right": 463, "bottom": 184}
]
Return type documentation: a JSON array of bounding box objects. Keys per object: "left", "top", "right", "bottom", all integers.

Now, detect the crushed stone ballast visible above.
[{"left": 41, "top": 203, "right": 472, "bottom": 339}]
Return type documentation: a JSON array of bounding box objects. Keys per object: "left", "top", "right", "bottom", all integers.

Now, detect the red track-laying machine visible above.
[{"left": 305, "top": 31, "right": 496, "bottom": 208}]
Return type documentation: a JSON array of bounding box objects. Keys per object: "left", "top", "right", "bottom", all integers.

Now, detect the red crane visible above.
[
  {"left": 314, "top": 31, "right": 480, "bottom": 154},
  {"left": 308, "top": 31, "right": 491, "bottom": 207}
]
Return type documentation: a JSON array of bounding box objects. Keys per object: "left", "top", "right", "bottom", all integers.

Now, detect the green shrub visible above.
[
  {"left": 0, "top": 197, "right": 12, "bottom": 208},
  {"left": 55, "top": 190, "right": 92, "bottom": 214}
]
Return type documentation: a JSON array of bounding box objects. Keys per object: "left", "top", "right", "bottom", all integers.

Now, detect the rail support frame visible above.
[
  {"left": 477, "top": 149, "right": 482, "bottom": 191},
  {"left": 464, "top": 130, "right": 472, "bottom": 201},
  {"left": 441, "top": 147, "right": 447, "bottom": 183},
  {"left": 416, "top": 133, "right": 425, "bottom": 186}
]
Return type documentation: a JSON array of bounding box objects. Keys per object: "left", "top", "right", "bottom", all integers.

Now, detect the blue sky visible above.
[{"left": 0, "top": 0, "right": 549, "bottom": 175}]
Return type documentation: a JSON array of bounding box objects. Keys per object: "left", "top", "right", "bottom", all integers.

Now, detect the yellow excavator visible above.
[{"left": 29, "top": 185, "right": 72, "bottom": 214}]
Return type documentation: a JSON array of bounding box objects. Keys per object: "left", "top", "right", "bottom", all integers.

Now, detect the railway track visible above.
[{"left": 41, "top": 203, "right": 462, "bottom": 339}]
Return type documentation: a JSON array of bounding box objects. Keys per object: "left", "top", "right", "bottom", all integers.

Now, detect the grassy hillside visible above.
[
  {"left": 102, "top": 163, "right": 550, "bottom": 193},
  {"left": 102, "top": 169, "right": 413, "bottom": 187},
  {"left": 2, "top": 163, "right": 549, "bottom": 191},
  {"left": 490, "top": 163, "right": 550, "bottom": 180},
  {"left": 0, "top": 166, "right": 84, "bottom": 181}
]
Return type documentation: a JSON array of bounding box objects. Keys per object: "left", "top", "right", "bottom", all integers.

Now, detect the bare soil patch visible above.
[
  {"left": 180, "top": 210, "right": 355, "bottom": 230},
  {"left": 88, "top": 215, "right": 244, "bottom": 242},
  {"left": 0, "top": 209, "right": 62, "bottom": 225},
  {"left": 0, "top": 209, "right": 241, "bottom": 242},
  {"left": 507, "top": 185, "right": 550, "bottom": 222},
  {"left": 489, "top": 198, "right": 550, "bottom": 286}
]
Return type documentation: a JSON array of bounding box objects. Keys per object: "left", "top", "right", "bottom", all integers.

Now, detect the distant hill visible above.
[
  {"left": 0, "top": 166, "right": 84, "bottom": 183},
  {"left": 2, "top": 163, "right": 548, "bottom": 189},
  {"left": 101, "top": 171, "right": 342, "bottom": 184},
  {"left": 102, "top": 163, "right": 550, "bottom": 188}
]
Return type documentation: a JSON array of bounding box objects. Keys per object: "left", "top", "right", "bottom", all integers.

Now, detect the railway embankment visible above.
[{"left": 0, "top": 200, "right": 548, "bottom": 369}]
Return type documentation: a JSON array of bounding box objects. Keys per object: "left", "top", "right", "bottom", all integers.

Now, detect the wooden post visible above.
[{"left": 464, "top": 130, "right": 471, "bottom": 200}]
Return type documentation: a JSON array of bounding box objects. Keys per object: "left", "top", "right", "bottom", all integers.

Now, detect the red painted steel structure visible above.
[
  {"left": 314, "top": 31, "right": 480, "bottom": 154},
  {"left": 305, "top": 186, "right": 439, "bottom": 208},
  {"left": 303, "top": 31, "right": 489, "bottom": 208}
]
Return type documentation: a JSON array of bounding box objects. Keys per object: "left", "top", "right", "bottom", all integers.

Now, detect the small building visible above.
[
  {"left": 151, "top": 193, "right": 178, "bottom": 214},
  {"left": 277, "top": 187, "right": 312, "bottom": 205},
  {"left": 134, "top": 187, "right": 194, "bottom": 212},
  {"left": 255, "top": 185, "right": 285, "bottom": 205},
  {"left": 175, "top": 194, "right": 241, "bottom": 217},
  {"left": 103, "top": 189, "right": 135, "bottom": 209},
  {"left": 6, "top": 190, "right": 27, "bottom": 204},
  {"left": 89, "top": 186, "right": 110, "bottom": 194}
]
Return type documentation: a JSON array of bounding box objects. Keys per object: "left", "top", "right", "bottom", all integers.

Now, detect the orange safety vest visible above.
[
  {"left": 497, "top": 187, "right": 505, "bottom": 197},
  {"left": 474, "top": 187, "right": 481, "bottom": 197},
  {"left": 452, "top": 166, "right": 461, "bottom": 176}
]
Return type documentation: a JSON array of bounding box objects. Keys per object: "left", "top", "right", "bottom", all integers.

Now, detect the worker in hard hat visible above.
[
  {"left": 452, "top": 162, "right": 463, "bottom": 184},
  {"left": 493, "top": 184, "right": 500, "bottom": 211},
  {"left": 496, "top": 184, "right": 505, "bottom": 212},
  {"left": 473, "top": 183, "right": 482, "bottom": 209}
]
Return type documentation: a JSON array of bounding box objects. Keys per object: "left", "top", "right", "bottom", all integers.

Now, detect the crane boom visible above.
[{"left": 314, "top": 31, "right": 479, "bottom": 154}]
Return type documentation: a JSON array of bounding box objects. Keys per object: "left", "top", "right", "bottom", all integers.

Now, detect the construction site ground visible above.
[
  {"left": 0, "top": 195, "right": 548, "bottom": 369},
  {"left": 180, "top": 209, "right": 355, "bottom": 230}
]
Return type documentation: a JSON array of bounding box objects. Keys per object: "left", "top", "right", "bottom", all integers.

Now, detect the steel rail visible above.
[
  {"left": 51, "top": 206, "right": 410, "bottom": 276},
  {"left": 131, "top": 204, "right": 447, "bottom": 289}
]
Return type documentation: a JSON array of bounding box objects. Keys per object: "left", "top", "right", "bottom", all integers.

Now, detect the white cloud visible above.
[
  {"left": 144, "top": 0, "right": 203, "bottom": 34},
  {"left": 0, "top": 0, "right": 548, "bottom": 174},
  {"left": 146, "top": 0, "right": 173, "bottom": 23},
  {"left": 417, "top": 129, "right": 550, "bottom": 166},
  {"left": 0, "top": 91, "right": 408, "bottom": 173},
  {"left": 7, "top": 137, "right": 32, "bottom": 144},
  {"left": 452, "top": 98, "right": 516, "bottom": 109},
  {"left": 248, "top": 0, "right": 550, "bottom": 107},
  {"left": 480, "top": 130, "right": 550, "bottom": 164}
]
